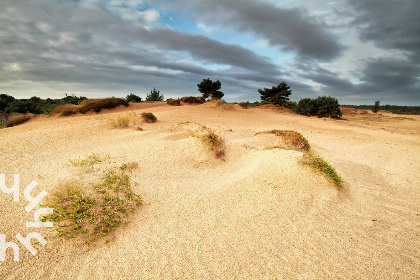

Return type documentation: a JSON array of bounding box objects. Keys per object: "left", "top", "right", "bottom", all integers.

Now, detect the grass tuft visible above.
[
  {"left": 257, "top": 130, "right": 310, "bottom": 152},
  {"left": 299, "top": 153, "right": 344, "bottom": 187},
  {"left": 109, "top": 114, "right": 131, "bottom": 128},
  {"left": 67, "top": 152, "right": 102, "bottom": 168},
  {"left": 201, "top": 131, "right": 226, "bottom": 158}
]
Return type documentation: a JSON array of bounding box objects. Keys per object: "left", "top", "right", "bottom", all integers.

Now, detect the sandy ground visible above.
[{"left": 0, "top": 102, "right": 419, "bottom": 279}]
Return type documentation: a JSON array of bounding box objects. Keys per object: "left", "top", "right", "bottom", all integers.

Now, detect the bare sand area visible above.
[{"left": 1, "top": 102, "right": 419, "bottom": 279}]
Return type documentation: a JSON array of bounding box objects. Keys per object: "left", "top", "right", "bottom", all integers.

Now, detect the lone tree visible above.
[
  {"left": 197, "top": 78, "right": 224, "bottom": 100},
  {"left": 145, "top": 88, "right": 164, "bottom": 101},
  {"left": 372, "top": 100, "right": 380, "bottom": 114},
  {"left": 258, "top": 81, "right": 292, "bottom": 106}
]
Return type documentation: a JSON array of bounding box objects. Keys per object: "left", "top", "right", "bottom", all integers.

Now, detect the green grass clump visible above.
[
  {"left": 67, "top": 152, "right": 102, "bottom": 168},
  {"left": 141, "top": 112, "right": 157, "bottom": 123},
  {"left": 42, "top": 167, "right": 142, "bottom": 243},
  {"left": 5, "top": 114, "right": 32, "bottom": 127},
  {"left": 300, "top": 153, "right": 344, "bottom": 187},
  {"left": 79, "top": 98, "right": 129, "bottom": 114},
  {"left": 0, "top": 119, "right": 7, "bottom": 128}
]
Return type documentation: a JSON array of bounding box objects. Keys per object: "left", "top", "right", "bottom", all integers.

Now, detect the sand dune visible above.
[{"left": 1, "top": 102, "right": 419, "bottom": 279}]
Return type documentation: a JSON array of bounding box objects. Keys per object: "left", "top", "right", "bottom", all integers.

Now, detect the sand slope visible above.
[{"left": 1, "top": 103, "right": 419, "bottom": 279}]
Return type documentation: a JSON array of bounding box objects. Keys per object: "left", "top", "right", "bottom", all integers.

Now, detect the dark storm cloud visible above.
[
  {"left": 358, "top": 57, "right": 420, "bottom": 93},
  {"left": 140, "top": 27, "right": 281, "bottom": 74},
  {"left": 348, "top": 0, "right": 420, "bottom": 58},
  {"left": 0, "top": 0, "right": 281, "bottom": 97},
  {"left": 189, "top": 0, "right": 344, "bottom": 61}
]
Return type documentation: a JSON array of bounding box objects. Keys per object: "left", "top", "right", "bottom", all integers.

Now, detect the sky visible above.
[{"left": 0, "top": 0, "right": 419, "bottom": 105}]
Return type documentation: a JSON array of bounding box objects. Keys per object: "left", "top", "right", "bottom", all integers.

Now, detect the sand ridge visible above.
[{"left": 1, "top": 102, "right": 419, "bottom": 279}]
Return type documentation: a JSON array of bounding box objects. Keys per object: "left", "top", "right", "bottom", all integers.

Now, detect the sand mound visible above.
[{"left": 1, "top": 103, "right": 419, "bottom": 279}]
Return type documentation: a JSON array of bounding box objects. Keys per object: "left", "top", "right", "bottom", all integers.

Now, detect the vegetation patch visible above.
[
  {"left": 216, "top": 100, "right": 236, "bottom": 111},
  {"left": 42, "top": 154, "right": 142, "bottom": 243},
  {"left": 67, "top": 152, "right": 102, "bottom": 169},
  {"left": 179, "top": 122, "right": 226, "bottom": 159},
  {"left": 256, "top": 130, "right": 310, "bottom": 152},
  {"left": 167, "top": 99, "right": 181, "bottom": 106},
  {"left": 180, "top": 96, "right": 205, "bottom": 104},
  {"left": 79, "top": 98, "right": 129, "bottom": 114},
  {"left": 5, "top": 114, "right": 32, "bottom": 127},
  {"left": 109, "top": 113, "right": 131, "bottom": 128},
  {"left": 126, "top": 93, "right": 142, "bottom": 103},
  {"left": 201, "top": 131, "right": 226, "bottom": 158},
  {"left": 299, "top": 153, "right": 344, "bottom": 187},
  {"left": 238, "top": 102, "right": 248, "bottom": 109},
  {"left": 141, "top": 112, "right": 157, "bottom": 123},
  {"left": 296, "top": 96, "right": 342, "bottom": 119}
]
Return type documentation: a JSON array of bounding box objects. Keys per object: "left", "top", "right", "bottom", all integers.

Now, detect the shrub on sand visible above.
[
  {"left": 5, "top": 114, "right": 32, "bottom": 127},
  {"left": 79, "top": 98, "right": 129, "bottom": 114},
  {"left": 180, "top": 96, "right": 205, "bottom": 104},
  {"left": 141, "top": 112, "right": 157, "bottom": 123},
  {"left": 167, "top": 99, "right": 181, "bottom": 106},
  {"left": 238, "top": 102, "right": 248, "bottom": 109}
]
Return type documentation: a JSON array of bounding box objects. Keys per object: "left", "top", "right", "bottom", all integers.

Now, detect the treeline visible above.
[
  {"left": 0, "top": 93, "right": 87, "bottom": 115},
  {"left": 341, "top": 104, "right": 420, "bottom": 115}
]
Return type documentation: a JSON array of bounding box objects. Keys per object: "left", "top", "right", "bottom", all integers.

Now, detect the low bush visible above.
[
  {"left": 167, "top": 99, "right": 181, "bottom": 106},
  {"left": 299, "top": 153, "right": 344, "bottom": 187},
  {"left": 238, "top": 102, "right": 248, "bottom": 109},
  {"left": 126, "top": 93, "right": 142, "bottom": 103},
  {"left": 79, "top": 98, "right": 129, "bottom": 114},
  {"left": 5, "top": 114, "right": 32, "bottom": 127},
  {"left": 141, "top": 112, "right": 157, "bottom": 123},
  {"left": 180, "top": 96, "right": 205, "bottom": 104},
  {"left": 296, "top": 96, "right": 342, "bottom": 118}
]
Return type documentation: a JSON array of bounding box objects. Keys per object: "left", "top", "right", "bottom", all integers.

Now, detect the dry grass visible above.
[
  {"left": 5, "top": 114, "right": 32, "bottom": 127},
  {"left": 179, "top": 122, "right": 226, "bottom": 159},
  {"left": 238, "top": 102, "right": 248, "bottom": 109},
  {"left": 256, "top": 130, "right": 310, "bottom": 152},
  {"left": 79, "top": 98, "right": 129, "bottom": 114},
  {"left": 201, "top": 130, "right": 226, "bottom": 158},
  {"left": 216, "top": 100, "right": 236, "bottom": 111},
  {"left": 109, "top": 113, "right": 131, "bottom": 128}
]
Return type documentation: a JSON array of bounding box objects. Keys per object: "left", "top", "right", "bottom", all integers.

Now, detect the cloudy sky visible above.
[{"left": 1, "top": 0, "right": 419, "bottom": 105}]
